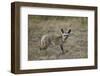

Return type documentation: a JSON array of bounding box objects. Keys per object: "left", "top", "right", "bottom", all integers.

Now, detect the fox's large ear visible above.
[
  {"left": 61, "top": 28, "right": 64, "bottom": 33},
  {"left": 68, "top": 29, "right": 71, "bottom": 33}
]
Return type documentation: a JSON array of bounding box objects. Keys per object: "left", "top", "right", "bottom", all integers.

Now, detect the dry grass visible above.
[{"left": 28, "top": 15, "right": 88, "bottom": 60}]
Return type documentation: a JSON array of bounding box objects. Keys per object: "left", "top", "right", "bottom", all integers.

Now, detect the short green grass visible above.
[{"left": 28, "top": 15, "right": 88, "bottom": 60}]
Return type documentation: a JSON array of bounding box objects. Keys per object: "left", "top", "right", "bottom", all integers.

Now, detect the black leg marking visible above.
[{"left": 60, "top": 44, "right": 64, "bottom": 54}]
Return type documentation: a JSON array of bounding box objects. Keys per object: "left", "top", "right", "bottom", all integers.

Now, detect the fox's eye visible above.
[{"left": 64, "top": 35, "right": 67, "bottom": 36}]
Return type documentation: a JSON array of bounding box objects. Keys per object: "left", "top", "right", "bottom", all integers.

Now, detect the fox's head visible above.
[{"left": 61, "top": 28, "right": 71, "bottom": 42}]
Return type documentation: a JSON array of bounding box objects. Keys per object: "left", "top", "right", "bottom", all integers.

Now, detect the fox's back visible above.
[{"left": 40, "top": 33, "right": 62, "bottom": 49}]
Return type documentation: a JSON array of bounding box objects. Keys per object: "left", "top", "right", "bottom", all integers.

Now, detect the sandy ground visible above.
[{"left": 28, "top": 15, "right": 88, "bottom": 60}]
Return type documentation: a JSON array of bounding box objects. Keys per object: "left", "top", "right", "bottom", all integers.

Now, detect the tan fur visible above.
[
  {"left": 40, "top": 33, "right": 62, "bottom": 50},
  {"left": 40, "top": 29, "right": 71, "bottom": 53}
]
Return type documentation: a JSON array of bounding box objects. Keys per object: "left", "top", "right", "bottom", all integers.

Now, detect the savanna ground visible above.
[{"left": 28, "top": 15, "right": 88, "bottom": 61}]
